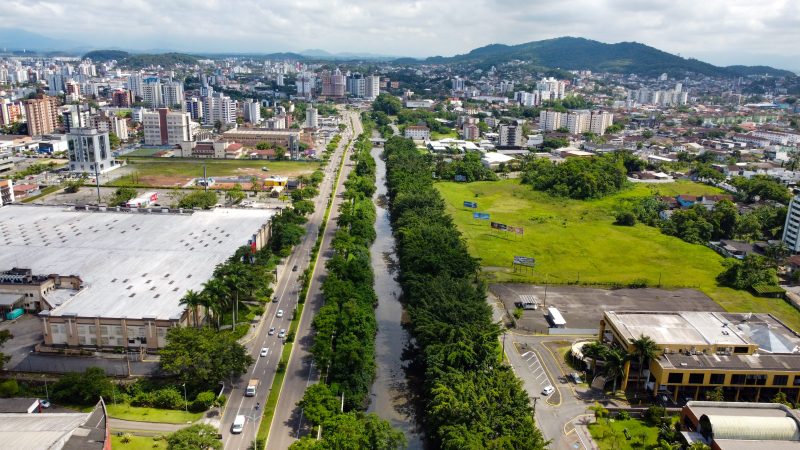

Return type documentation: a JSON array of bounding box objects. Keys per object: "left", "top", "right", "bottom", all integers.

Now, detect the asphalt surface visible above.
[
  {"left": 218, "top": 110, "right": 360, "bottom": 450},
  {"left": 264, "top": 111, "right": 363, "bottom": 449}
]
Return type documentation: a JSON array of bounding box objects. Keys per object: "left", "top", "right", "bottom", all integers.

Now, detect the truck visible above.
[{"left": 245, "top": 379, "right": 259, "bottom": 397}]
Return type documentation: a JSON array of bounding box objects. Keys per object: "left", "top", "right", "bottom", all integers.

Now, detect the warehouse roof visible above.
[{"left": 0, "top": 205, "right": 275, "bottom": 321}]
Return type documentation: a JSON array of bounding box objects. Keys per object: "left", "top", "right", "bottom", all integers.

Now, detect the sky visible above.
[{"left": 2, "top": 0, "right": 799, "bottom": 70}]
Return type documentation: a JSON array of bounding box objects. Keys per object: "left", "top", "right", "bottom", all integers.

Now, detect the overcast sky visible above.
[{"left": 3, "top": 0, "right": 799, "bottom": 70}]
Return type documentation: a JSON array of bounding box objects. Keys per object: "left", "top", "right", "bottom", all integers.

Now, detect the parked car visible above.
[
  {"left": 569, "top": 373, "right": 582, "bottom": 383},
  {"left": 542, "top": 386, "right": 555, "bottom": 396}
]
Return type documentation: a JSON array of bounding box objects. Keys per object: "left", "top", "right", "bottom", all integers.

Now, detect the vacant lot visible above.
[
  {"left": 109, "top": 158, "right": 319, "bottom": 188},
  {"left": 437, "top": 179, "right": 800, "bottom": 330}
]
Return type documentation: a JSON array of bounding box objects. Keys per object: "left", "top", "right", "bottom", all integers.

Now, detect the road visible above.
[
  {"left": 264, "top": 111, "right": 364, "bottom": 449},
  {"left": 219, "top": 109, "right": 360, "bottom": 450}
]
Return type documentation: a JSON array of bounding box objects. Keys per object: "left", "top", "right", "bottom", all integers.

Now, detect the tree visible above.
[
  {"left": 226, "top": 183, "right": 246, "bottom": 205},
  {"left": 705, "top": 386, "right": 724, "bottom": 401},
  {"left": 602, "top": 348, "right": 628, "bottom": 393},
  {"left": 297, "top": 383, "right": 340, "bottom": 427},
  {"left": 292, "top": 199, "right": 315, "bottom": 216},
  {"left": 109, "top": 132, "right": 121, "bottom": 149},
  {"left": 0, "top": 330, "right": 12, "bottom": 370},
  {"left": 178, "top": 191, "right": 218, "bottom": 209},
  {"left": 582, "top": 341, "right": 607, "bottom": 375},
  {"left": 274, "top": 146, "right": 287, "bottom": 160},
  {"left": 614, "top": 211, "right": 636, "bottom": 226},
  {"left": 159, "top": 327, "right": 253, "bottom": 390},
  {"left": 588, "top": 401, "right": 609, "bottom": 421},
  {"left": 772, "top": 391, "right": 794, "bottom": 408},
  {"left": 51, "top": 367, "right": 113, "bottom": 405},
  {"left": 167, "top": 424, "right": 222, "bottom": 450},
  {"left": 180, "top": 289, "right": 203, "bottom": 327},
  {"left": 64, "top": 178, "right": 85, "bottom": 194},
  {"left": 630, "top": 335, "right": 659, "bottom": 391},
  {"left": 717, "top": 254, "right": 778, "bottom": 290},
  {"left": 371, "top": 93, "right": 402, "bottom": 116},
  {"left": 108, "top": 187, "right": 138, "bottom": 206}
]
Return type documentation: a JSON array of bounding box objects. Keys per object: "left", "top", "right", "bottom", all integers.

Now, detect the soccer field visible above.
[{"left": 436, "top": 179, "right": 800, "bottom": 330}]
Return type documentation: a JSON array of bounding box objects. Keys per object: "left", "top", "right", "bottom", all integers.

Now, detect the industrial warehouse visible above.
[{"left": 0, "top": 204, "right": 275, "bottom": 352}]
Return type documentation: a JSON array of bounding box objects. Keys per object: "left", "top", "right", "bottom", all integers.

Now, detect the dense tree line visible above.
[
  {"left": 293, "top": 122, "right": 405, "bottom": 448},
  {"left": 435, "top": 151, "right": 498, "bottom": 182},
  {"left": 522, "top": 154, "right": 628, "bottom": 199},
  {"left": 383, "top": 135, "right": 547, "bottom": 449},
  {"left": 730, "top": 175, "right": 792, "bottom": 204}
]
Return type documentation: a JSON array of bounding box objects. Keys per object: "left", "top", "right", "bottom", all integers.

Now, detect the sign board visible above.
[
  {"left": 513, "top": 256, "right": 536, "bottom": 267},
  {"left": 490, "top": 221, "right": 508, "bottom": 231},
  {"left": 511, "top": 226, "right": 524, "bottom": 235},
  {"left": 473, "top": 212, "right": 490, "bottom": 220},
  {"left": 463, "top": 201, "right": 478, "bottom": 209},
  {"left": 455, "top": 175, "right": 467, "bottom": 182}
]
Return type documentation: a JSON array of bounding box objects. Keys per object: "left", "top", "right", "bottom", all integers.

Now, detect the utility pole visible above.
[
  {"left": 203, "top": 163, "right": 208, "bottom": 191},
  {"left": 94, "top": 160, "right": 101, "bottom": 204}
]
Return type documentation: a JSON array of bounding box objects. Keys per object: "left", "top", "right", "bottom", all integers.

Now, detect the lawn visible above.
[
  {"left": 109, "top": 158, "right": 319, "bottom": 188},
  {"left": 110, "top": 434, "right": 166, "bottom": 450},
  {"left": 105, "top": 403, "right": 202, "bottom": 424},
  {"left": 588, "top": 418, "right": 660, "bottom": 449},
  {"left": 436, "top": 179, "right": 800, "bottom": 331},
  {"left": 431, "top": 129, "right": 459, "bottom": 140}
]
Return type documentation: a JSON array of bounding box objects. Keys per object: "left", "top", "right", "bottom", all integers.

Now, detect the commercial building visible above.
[
  {"left": 222, "top": 128, "right": 301, "bottom": 148},
  {"left": 24, "top": 96, "right": 59, "bottom": 137},
  {"left": 601, "top": 311, "right": 800, "bottom": 404},
  {"left": 499, "top": 124, "right": 524, "bottom": 148},
  {"left": 783, "top": 195, "right": 800, "bottom": 253},
  {"left": 680, "top": 401, "right": 800, "bottom": 449},
  {"left": 0, "top": 205, "right": 275, "bottom": 351},
  {"left": 0, "top": 398, "right": 109, "bottom": 449},
  {"left": 404, "top": 125, "right": 430, "bottom": 141},
  {"left": 143, "top": 108, "right": 195, "bottom": 146},
  {"left": 66, "top": 128, "right": 117, "bottom": 174}
]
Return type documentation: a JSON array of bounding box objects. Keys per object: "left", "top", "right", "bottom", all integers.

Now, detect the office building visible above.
[
  {"left": 0, "top": 204, "right": 274, "bottom": 351},
  {"left": 305, "top": 106, "right": 318, "bottom": 129},
  {"left": 783, "top": 195, "right": 800, "bottom": 252},
  {"left": 499, "top": 124, "right": 524, "bottom": 148},
  {"left": 365, "top": 75, "right": 380, "bottom": 100},
  {"left": 243, "top": 99, "right": 261, "bottom": 124},
  {"left": 66, "top": 128, "right": 116, "bottom": 174},
  {"left": 347, "top": 73, "right": 365, "bottom": 97},
  {"left": 601, "top": 311, "right": 800, "bottom": 403},
  {"left": 61, "top": 104, "right": 91, "bottom": 133},
  {"left": 162, "top": 80, "right": 184, "bottom": 109},
  {"left": 23, "top": 96, "right": 58, "bottom": 137},
  {"left": 143, "top": 108, "right": 195, "bottom": 146}
]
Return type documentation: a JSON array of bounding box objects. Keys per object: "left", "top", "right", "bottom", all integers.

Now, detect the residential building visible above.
[
  {"left": 0, "top": 99, "right": 20, "bottom": 126},
  {"left": 202, "top": 92, "right": 237, "bottom": 125},
  {"left": 463, "top": 123, "right": 480, "bottom": 141},
  {"left": 127, "top": 73, "right": 144, "bottom": 98},
  {"left": 539, "top": 110, "right": 564, "bottom": 131},
  {"left": 451, "top": 77, "right": 465, "bottom": 92},
  {"left": 566, "top": 110, "right": 591, "bottom": 134},
  {"left": 601, "top": 310, "right": 800, "bottom": 404},
  {"left": 536, "top": 77, "right": 566, "bottom": 100},
  {"left": 111, "top": 89, "right": 133, "bottom": 107},
  {"left": 346, "top": 73, "right": 365, "bottom": 97},
  {"left": 143, "top": 108, "right": 194, "bottom": 146},
  {"left": 141, "top": 79, "right": 163, "bottom": 107},
  {"left": 783, "top": 195, "right": 800, "bottom": 253},
  {"left": 61, "top": 105, "right": 91, "bottom": 133},
  {"left": 499, "top": 124, "right": 524, "bottom": 148},
  {"left": 0, "top": 179, "right": 13, "bottom": 205},
  {"left": 404, "top": 125, "right": 430, "bottom": 141},
  {"left": 66, "top": 128, "right": 116, "bottom": 174},
  {"left": 365, "top": 75, "right": 380, "bottom": 100},
  {"left": 321, "top": 69, "right": 346, "bottom": 98},
  {"left": 295, "top": 72, "right": 315, "bottom": 97},
  {"left": 243, "top": 99, "right": 261, "bottom": 124},
  {"left": 24, "top": 96, "right": 58, "bottom": 136},
  {"left": 305, "top": 106, "right": 318, "bottom": 129},
  {"left": 186, "top": 97, "right": 203, "bottom": 121},
  {"left": 590, "top": 110, "right": 614, "bottom": 135},
  {"left": 161, "top": 80, "right": 184, "bottom": 109},
  {"left": 45, "top": 72, "right": 65, "bottom": 95}
]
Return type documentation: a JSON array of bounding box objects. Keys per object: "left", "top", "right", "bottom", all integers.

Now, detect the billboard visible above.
[
  {"left": 511, "top": 226, "right": 524, "bottom": 235},
  {"left": 473, "top": 212, "right": 490, "bottom": 220},
  {"left": 463, "top": 201, "right": 478, "bottom": 209},
  {"left": 455, "top": 175, "right": 467, "bottom": 182},
  {"left": 490, "top": 221, "right": 508, "bottom": 231},
  {"left": 513, "top": 256, "right": 536, "bottom": 267}
]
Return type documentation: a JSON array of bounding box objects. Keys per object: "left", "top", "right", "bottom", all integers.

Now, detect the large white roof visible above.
[{"left": 0, "top": 205, "right": 275, "bottom": 320}]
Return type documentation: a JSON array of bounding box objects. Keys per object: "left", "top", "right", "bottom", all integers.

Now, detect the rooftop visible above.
[{"left": 0, "top": 205, "right": 275, "bottom": 320}]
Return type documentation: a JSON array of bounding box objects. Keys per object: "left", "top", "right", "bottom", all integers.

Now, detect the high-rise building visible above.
[
  {"left": 62, "top": 105, "right": 91, "bottom": 133},
  {"left": 305, "top": 106, "right": 318, "bottom": 129},
  {"left": 66, "top": 128, "right": 116, "bottom": 174},
  {"left": 111, "top": 89, "right": 133, "bottom": 107},
  {"left": 536, "top": 77, "right": 566, "bottom": 100},
  {"left": 243, "top": 99, "right": 261, "bottom": 124},
  {"left": 499, "top": 124, "right": 524, "bottom": 148},
  {"left": 346, "top": 73, "right": 365, "bottom": 97},
  {"left": 539, "top": 110, "right": 564, "bottom": 131},
  {"left": 365, "top": 75, "right": 380, "bottom": 100},
  {"left": 451, "top": 77, "right": 465, "bottom": 91},
  {"left": 127, "top": 73, "right": 144, "bottom": 98},
  {"left": 566, "top": 110, "right": 591, "bottom": 134},
  {"left": 783, "top": 196, "right": 800, "bottom": 253},
  {"left": 295, "top": 72, "right": 315, "bottom": 97},
  {"left": 46, "top": 72, "right": 65, "bottom": 95},
  {"left": 202, "top": 93, "right": 236, "bottom": 125},
  {"left": 321, "top": 69, "right": 346, "bottom": 98},
  {"left": 589, "top": 111, "right": 614, "bottom": 135},
  {"left": 186, "top": 97, "right": 203, "bottom": 121},
  {"left": 162, "top": 81, "right": 184, "bottom": 109},
  {"left": 142, "top": 79, "right": 163, "bottom": 107},
  {"left": 463, "top": 123, "right": 480, "bottom": 141},
  {"left": 143, "top": 108, "right": 195, "bottom": 146},
  {"left": 24, "top": 96, "right": 59, "bottom": 136}
]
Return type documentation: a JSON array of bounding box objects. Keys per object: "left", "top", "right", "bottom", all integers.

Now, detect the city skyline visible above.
[{"left": 1, "top": 0, "right": 799, "bottom": 70}]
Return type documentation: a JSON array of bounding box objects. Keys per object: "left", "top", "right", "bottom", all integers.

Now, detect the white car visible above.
[
  {"left": 542, "top": 385, "right": 555, "bottom": 396},
  {"left": 268, "top": 327, "right": 275, "bottom": 336},
  {"left": 278, "top": 329, "right": 287, "bottom": 339},
  {"left": 260, "top": 347, "right": 268, "bottom": 357},
  {"left": 276, "top": 309, "right": 284, "bottom": 318},
  {"left": 39, "top": 400, "right": 51, "bottom": 408}
]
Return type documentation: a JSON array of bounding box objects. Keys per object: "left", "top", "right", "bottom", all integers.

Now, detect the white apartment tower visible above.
[
  {"left": 162, "top": 81, "right": 185, "bottom": 109},
  {"left": 539, "top": 110, "right": 563, "bottom": 131},
  {"left": 589, "top": 111, "right": 614, "bottom": 135},
  {"left": 365, "top": 75, "right": 380, "bottom": 100},
  {"left": 783, "top": 195, "right": 800, "bottom": 253},
  {"left": 305, "top": 106, "right": 318, "bottom": 129},
  {"left": 203, "top": 93, "right": 237, "bottom": 125}
]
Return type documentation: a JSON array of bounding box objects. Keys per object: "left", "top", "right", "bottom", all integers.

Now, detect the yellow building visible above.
[{"left": 600, "top": 311, "right": 800, "bottom": 404}]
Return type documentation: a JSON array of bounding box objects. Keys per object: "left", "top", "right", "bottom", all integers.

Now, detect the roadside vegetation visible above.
[{"left": 384, "top": 135, "right": 547, "bottom": 449}]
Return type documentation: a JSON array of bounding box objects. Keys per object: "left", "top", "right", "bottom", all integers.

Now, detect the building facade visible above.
[
  {"left": 24, "top": 96, "right": 58, "bottom": 136},
  {"left": 404, "top": 125, "right": 430, "bottom": 141},
  {"left": 143, "top": 108, "right": 194, "bottom": 146},
  {"left": 66, "top": 128, "right": 116, "bottom": 174},
  {"left": 783, "top": 195, "right": 800, "bottom": 252},
  {"left": 499, "top": 124, "right": 524, "bottom": 147}
]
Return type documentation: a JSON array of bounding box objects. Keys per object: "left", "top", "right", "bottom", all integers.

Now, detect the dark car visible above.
[{"left": 292, "top": 265, "right": 298, "bottom": 272}]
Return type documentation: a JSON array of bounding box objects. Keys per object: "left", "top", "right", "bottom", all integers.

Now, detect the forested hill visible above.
[
  {"left": 83, "top": 50, "right": 198, "bottom": 68},
  {"left": 419, "top": 37, "right": 793, "bottom": 78}
]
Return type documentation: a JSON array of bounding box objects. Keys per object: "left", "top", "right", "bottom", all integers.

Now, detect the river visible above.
[{"left": 367, "top": 145, "right": 424, "bottom": 449}]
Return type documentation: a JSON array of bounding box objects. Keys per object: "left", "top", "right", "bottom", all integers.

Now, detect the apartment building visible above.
[
  {"left": 499, "top": 124, "right": 524, "bottom": 148},
  {"left": 143, "top": 108, "right": 195, "bottom": 146},
  {"left": 24, "top": 96, "right": 58, "bottom": 136},
  {"left": 202, "top": 92, "right": 237, "bottom": 125},
  {"left": 783, "top": 195, "right": 800, "bottom": 252}
]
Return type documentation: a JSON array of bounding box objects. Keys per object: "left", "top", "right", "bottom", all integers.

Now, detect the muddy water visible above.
[{"left": 367, "top": 146, "right": 424, "bottom": 449}]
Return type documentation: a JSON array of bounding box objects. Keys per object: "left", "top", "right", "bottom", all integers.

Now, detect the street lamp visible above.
[{"left": 181, "top": 383, "right": 188, "bottom": 413}]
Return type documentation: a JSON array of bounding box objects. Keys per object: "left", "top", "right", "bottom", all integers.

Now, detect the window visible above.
[
  {"left": 77, "top": 324, "right": 97, "bottom": 346},
  {"left": 730, "top": 374, "right": 746, "bottom": 385},
  {"left": 734, "top": 346, "right": 749, "bottom": 354},
  {"left": 745, "top": 374, "right": 767, "bottom": 385},
  {"left": 688, "top": 373, "right": 705, "bottom": 384},
  {"left": 793, "top": 376, "right": 800, "bottom": 386},
  {"left": 50, "top": 323, "right": 67, "bottom": 344},
  {"left": 667, "top": 373, "right": 683, "bottom": 384},
  {"left": 773, "top": 375, "right": 789, "bottom": 386},
  {"left": 709, "top": 373, "right": 725, "bottom": 385}
]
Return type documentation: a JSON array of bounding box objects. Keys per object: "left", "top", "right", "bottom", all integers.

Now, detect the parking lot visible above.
[
  {"left": 520, "top": 349, "right": 558, "bottom": 403},
  {"left": 491, "top": 284, "right": 723, "bottom": 333}
]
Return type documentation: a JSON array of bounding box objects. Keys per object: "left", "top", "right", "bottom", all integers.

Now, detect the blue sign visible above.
[
  {"left": 463, "top": 201, "right": 478, "bottom": 209},
  {"left": 455, "top": 175, "right": 467, "bottom": 182},
  {"left": 473, "top": 212, "right": 490, "bottom": 220}
]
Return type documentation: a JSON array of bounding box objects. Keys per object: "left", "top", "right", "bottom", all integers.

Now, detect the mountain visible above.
[
  {"left": 416, "top": 37, "right": 794, "bottom": 78},
  {"left": 83, "top": 50, "right": 129, "bottom": 62},
  {"left": 0, "top": 27, "right": 83, "bottom": 51},
  {"left": 300, "top": 49, "right": 398, "bottom": 61},
  {"left": 120, "top": 52, "right": 199, "bottom": 69}
]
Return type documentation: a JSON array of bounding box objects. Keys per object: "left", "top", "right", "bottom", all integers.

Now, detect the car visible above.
[
  {"left": 276, "top": 309, "right": 284, "bottom": 318},
  {"left": 278, "top": 329, "right": 286, "bottom": 339},
  {"left": 39, "top": 400, "right": 51, "bottom": 408},
  {"left": 292, "top": 265, "right": 298, "bottom": 272},
  {"left": 569, "top": 373, "right": 582, "bottom": 383},
  {"left": 260, "top": 347, "right": 268, "bottom": 357},
  {"left": 231, "top": 415, "right": 245, "bottom": 434},
  {"left": 268, "top": 327, "right": 275, "bottom": 336},
  {"left": 272, "top": 296, "right": 278, "bottom": 303},
  {"left": 542, "top": 386, "right": 555, "bottom": 396}
]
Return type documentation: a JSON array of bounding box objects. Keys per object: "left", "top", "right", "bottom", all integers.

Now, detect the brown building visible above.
[
  {"left": 222, "top": 128, "right": 301, "bottom": 148},
  {"left": 24, "top": 96, "right": 58, "bottom": 136},
  {"left": 111, "top": 89, "right": 133, "bottom": 107}
]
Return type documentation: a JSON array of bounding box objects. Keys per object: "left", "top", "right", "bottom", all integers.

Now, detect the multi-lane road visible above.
[
  {"left": 219, "top": 109, "right": 361, "bottom": 450},
  {"left": 264, "top": 110, "right": 364, "bottom": 449}
]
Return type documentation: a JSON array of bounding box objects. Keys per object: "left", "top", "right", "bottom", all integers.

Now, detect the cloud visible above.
[{"left": 0, "top": 0, "right": 797, "bottom": 68}]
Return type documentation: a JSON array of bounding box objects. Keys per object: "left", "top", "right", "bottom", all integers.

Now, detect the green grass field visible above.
[
  {"left": 431, "top": 129, "right": 459, "bottom": 140},
  {"left": 588, "top": 418, "right": 661, "bottom": 449},
  {"left": 109, "top": 158, "right": 319, "bottom": 188},
  {"left": 110, "top": 434, "right": 166, "bottom": 450},
  {"left": 105, "top": 404, "right": 202, "bottom": 424},
  {"left": 436, "top": 179, "right": 800, "bottom": 330}
]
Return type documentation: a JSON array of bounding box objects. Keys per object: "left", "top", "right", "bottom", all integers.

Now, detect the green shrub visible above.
[
  {"left": 617, "top": 410, "right": 631, "bottom": 420},
  {"left": 213, "top": 394, "right": 226, "bottom": 407},
  {"left": 152, "top": 387, "right": 184, "bottom": 410},
  {"left": 0, "top": 379, "right": 20, "bottom": 397},
  {"left": 190, "top": 391, "right": 216, "bottom": 412}
]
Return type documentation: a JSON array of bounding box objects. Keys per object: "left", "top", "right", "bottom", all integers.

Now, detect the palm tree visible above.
[
  {"left": 582, "top": 341, "right": 607, "bottom": 376},
  {"left": 630, "top": 335, "right": 659, "bottom": 391},
  {"left": 603, "top": 348, "right": 628, "bottom": 394},
  {"left": 202, "top": 279, "right": 230, "bottom": 329},
  {"left": 179, "top": 289, "right": 203, "bottom": 328}
]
